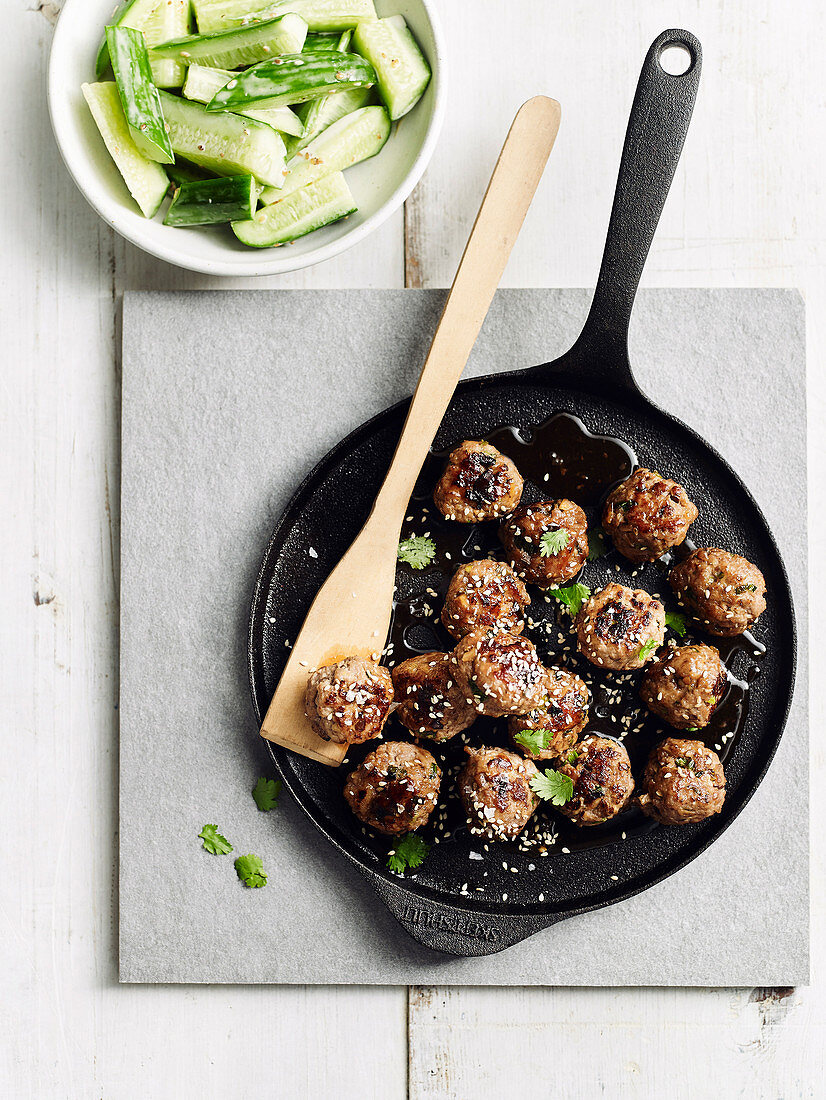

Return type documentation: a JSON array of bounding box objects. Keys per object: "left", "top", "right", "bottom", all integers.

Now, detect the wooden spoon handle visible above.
[{"left": 371, "top": 96, "right": 561, "bottom": 522}]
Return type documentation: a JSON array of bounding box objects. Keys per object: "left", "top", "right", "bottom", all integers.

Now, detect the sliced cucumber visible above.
[
  {"left": 150, "top": 13, "right": 307, "bottom": 70},
  {"left": 165, "top": 173, "right": 258, "bottom": 224},
  {"left": 81, "top": 82, "right": 169, "bottom": 217},
  {"left": 96, "top": 0, "right": 160, "bottom": 78},
  {"left": 303, "top": 32, "right": 339, "bottom": 51},
  {"left": 294, "top": 85, "right": 370, "bottom": 153},
  {"left": 158, "top": 90, "right": 286, "bottom": 185},
  {"left": 193, "top": 0, "right": 376, "bottom": 35},
  {"left": 232, "top": 170, "right": 355, "bottom": 246},
  {"left": 166, "top": 160, "right": 215, "bottom": 186},
  {"left": 207, "top": 51, "right": 375, "bottom": 111},
  {"left": 97, "top": 0, "right": 192, "bottom": 88},
  {"left": 106, "top": 27, "right": 174, "bottom": 163},
  {"left": 183, "top": 64, "right": 304, "bottom": 135},
  {"left": 142, "top": 0, "right": 192, "bottom": 87},
  {"left": 260, "top": 103, "right": 389, "bottom": 202},
  {"left": 353, "top": 15, "right": 430, "bottom": 120}
]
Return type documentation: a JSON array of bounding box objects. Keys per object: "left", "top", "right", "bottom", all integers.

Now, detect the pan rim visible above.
[{"left": 247, "top": 366, "right": 798, "bottom": 923}]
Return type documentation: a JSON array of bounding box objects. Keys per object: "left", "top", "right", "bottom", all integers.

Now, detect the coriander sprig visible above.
[
  {"left": 539, "top": 528, "right": 570, "bottom": 557},
  {"left": 551, "top": 582, "right": 591, "bottom": 616},
  {"left": 513, "top": 728, "right": 553, "bottom": 755},
  {"left": 199, "top": 824, "right": 233, "bottom": 855},
  {"left": 530, "top": 768, "right": 575, "bottom": 806},
  {"left": 397, "top": 535, "right": 436, "bottom": 570},
  {"left": 252, "top": 776, "right": 281, "bottom": 811},
  {"left": 387, "top": 833, "right": 429, "bottom": 875}
]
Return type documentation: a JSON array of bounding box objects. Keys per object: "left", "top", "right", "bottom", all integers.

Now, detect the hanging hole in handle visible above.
[{"left": 658, "top": 42, "right": 694, "bottom": 76}]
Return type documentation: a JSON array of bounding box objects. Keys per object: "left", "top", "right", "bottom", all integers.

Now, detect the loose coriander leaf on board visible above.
[
  {"left": 587, "top": 526, "right": 608, "bottom": 561},
  {"left": 387, "top": 833, "right": 429, "bottom": 875},
  {"left": 397, "top": 535, "right": 436, "bottom": 569},
  {"left": 552, "top": 582, "right": 591, "bottom": 616},
  {"left": 539, "top": 527, "right": 570, "bottom": 556},
  {"left": 513, "top": 728, "right": 552, "bottom": 755},
  {"left": 199, "top": 824, "right": 233, "bottom": 854},
  {"left": 235, "top": 853, "right": 267, "bottom": 887},
  {"left": 665, "top": 610, "right": 687, "bottom": 636},
  {"left": 530, "top": 769, "right": 574, "bottom": 806},
  {"left": 253, "top": 776, "right": 281, "bottom": 811},
  {"left": 638, "top": 638, "right": 660, "bottom": 661}
]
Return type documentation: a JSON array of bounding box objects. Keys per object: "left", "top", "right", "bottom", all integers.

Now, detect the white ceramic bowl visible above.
[{"left": 48, "top": 0, "right": 446, "bottom": 275}]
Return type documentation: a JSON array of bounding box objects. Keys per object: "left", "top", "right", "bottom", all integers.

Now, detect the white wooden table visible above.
[{"left": 3, "top": 1, "right": 824, "bottom": 1095}]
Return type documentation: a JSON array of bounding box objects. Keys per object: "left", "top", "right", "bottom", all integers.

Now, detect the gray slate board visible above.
[{"left": 119, "top": 288, "right": 808, "bottom": 985}]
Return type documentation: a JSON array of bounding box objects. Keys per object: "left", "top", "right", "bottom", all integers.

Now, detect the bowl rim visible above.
[{"left": 47, "top": 0, "right": 447, "bottom": 277}]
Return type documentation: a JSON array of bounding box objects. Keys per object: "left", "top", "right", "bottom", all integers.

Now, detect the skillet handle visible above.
[
  {"left": 369, "top": 873, "right": 565, "bottom": 957},
  {"left": 571, "top": 29, "right": 702, "bottom": 385}
]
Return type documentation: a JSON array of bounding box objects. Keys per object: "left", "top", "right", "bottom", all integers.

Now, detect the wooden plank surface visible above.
[{"left": 1, "top": 0, "right": 824, "bottom": 1096}]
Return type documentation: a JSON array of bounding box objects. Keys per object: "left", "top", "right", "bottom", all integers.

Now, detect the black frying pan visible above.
[{"left": 248, "top": 30, "right": 796, "bottom": 956}]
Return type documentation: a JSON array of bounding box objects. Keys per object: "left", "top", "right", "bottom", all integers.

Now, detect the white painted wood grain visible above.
[{"left": 2, "top": 0, "right": 824, "bottom": 1096}]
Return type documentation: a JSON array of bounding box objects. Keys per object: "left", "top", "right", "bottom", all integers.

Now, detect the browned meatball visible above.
[
  {"left": 433, "top": 440, "right": 524, "bottom": 523},
  {"left": 391, "top": 652, "right": 477, "bottom": 741},
  {"left": 508, "top": 667, "right": 590, "bottom": 760},
  {"left": 304, "top": 656, "right": 394, "bottom": 744},
  {"left": 343, "top": 741, "right": 441, "bottom": 835},
  {"left": 556, "top": 735, "right": 634, "bottom": 825},
  {"left": 640, "top": 644, "right": 727, "bottom": 730},
  {"left": 638, "top": 737, "right": 726, "bottom": 825},
  {"left": 602, "top": 467, "right": 698, "bottom": 563},
  {"left": 575, "top": 583, "right": 665, "bottom": 671},
  {"left": 458, "top": 746, "right": 540, "bottom": 841},
  {"left": 451, "top": 630, "right": 548, "bottom": 717},
  {"left": 669, "top": 547, "right": 767, "bottom": 636},
  {"left": 441, "top": 559, "right": 530, "bottom": 640},
  {"left": 499, "top": 498, "right": 589, "bottom": 587}
]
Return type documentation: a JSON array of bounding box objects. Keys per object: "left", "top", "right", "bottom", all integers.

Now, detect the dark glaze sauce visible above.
[{"left": 379, "top": 412, "right": 765, "bottom": 857}]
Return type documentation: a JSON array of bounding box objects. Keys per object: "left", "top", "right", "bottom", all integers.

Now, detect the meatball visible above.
[
  {"left": 391, "top": 652, "right": 477, "bottom": 741},
  {"left": 433, "top": 440, "right": 524, "bottom": 522},
  {"left": 556, "top": 735, "right": 634, "bottom": 825},
  {"left": 575, "top": 583, "right": 665, "bottom": 671},
  {"left": 458, "top": 746, "right": 540, "bottom": 841},
  {"left": 602, "top": 467, "right": 698, "bottom": 563},
  {"left": 509, "top": 667, "right": 590, "bottom": 760},
  {"left": 451, "top": 630, "right": 548, "bottom": 717},
  {"left": 441, "top": 558, "right": 530, "bottom": 640},
  {"left": 638, "top": 737, "right": 726, "bottom": 825},
  {"left": 669, "top": 547, "right": 767, "bottom": 636},
  {"left": 343, "top": 741, "right": 441, "bottom": 835},
  {"left": 499, "top": 498, "right": 589, "bottom": 586},
  {"left": 640, "top": 644, "right": 727, "bottom": 730},
  {"left": 304, "top": 656, "right": 394, "bottom": 744}
]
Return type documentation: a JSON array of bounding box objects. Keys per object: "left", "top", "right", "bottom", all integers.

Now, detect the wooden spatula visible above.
[{"left": 260, "top": 95, "right": 562, "bottom": 765}]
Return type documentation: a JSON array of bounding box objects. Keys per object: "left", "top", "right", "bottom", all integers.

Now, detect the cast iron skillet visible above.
[{"left": 248, "top": 30, "right": 796, "bottom": 956}]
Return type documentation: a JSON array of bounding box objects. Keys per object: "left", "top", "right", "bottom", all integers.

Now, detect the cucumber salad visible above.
[{"left": 82, "top": 1, "right": 431, "bottom": 247}]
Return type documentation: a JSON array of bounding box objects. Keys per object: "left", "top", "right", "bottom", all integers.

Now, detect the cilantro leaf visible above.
[
  {"left": 198, "top": 824, "right": 233, "bottom": 855},
  {"left": 530, "top": 768, "right": 575, "bottom": 806},
  {"left": 513, "top": 727, "right": 552, "bottom": 755},
  {"left": 539, "top": 528, "right": 570, "bottom": 557},
  {"left": 397, "top": 536, "right": 436, "bottom": 570},
  {"left": 387, "top": 833, "right": 429, "bottom": 876},
  {"left": 587, "top": 526, "right": 608, "bottom": 561},
  {"left": 638, "top": 638, "right": 660, "bottom": 662},
  {"left": 468, "top": 678, "right": 487, "bottom": 702},
  {"left": 235, "top": 853, "right": 267, "bottom": 888},
  {"left": 665, "top": 611, "right": 687, "bottom": 637},
  {"left": 252, "top": 776, "right": 281, "bottom": 811},
  {"left": 552, "top": 582, "right": 591, "bottom": 616}
]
